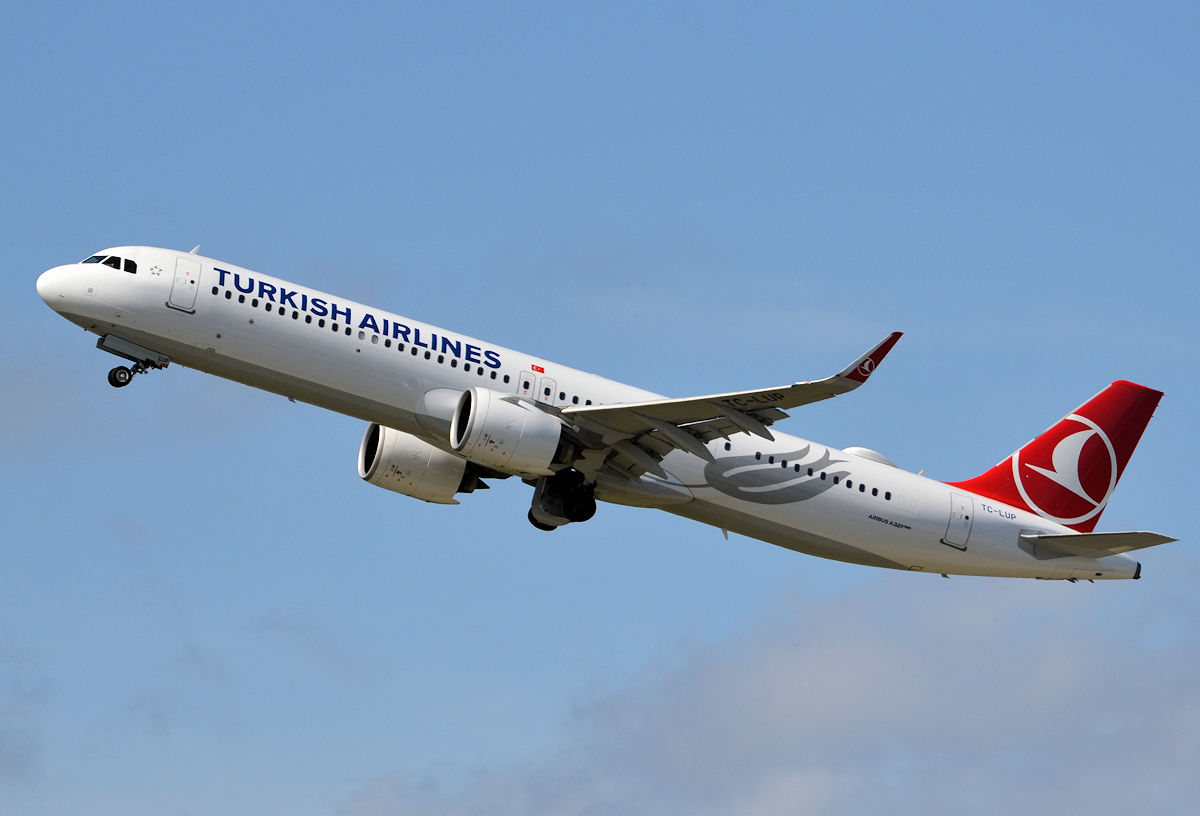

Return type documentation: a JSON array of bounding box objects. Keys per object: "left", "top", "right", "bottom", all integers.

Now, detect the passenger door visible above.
[
  {"left": 942, "top": 492, "right": 974, "bottom": 550},
  {"left": 167, "top": 257, "right": 201, "bottom": 312}
]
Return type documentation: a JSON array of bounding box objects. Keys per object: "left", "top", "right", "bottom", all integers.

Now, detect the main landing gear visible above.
[{"left": 528, "top": 469, "right": 597, "bottom": 531}]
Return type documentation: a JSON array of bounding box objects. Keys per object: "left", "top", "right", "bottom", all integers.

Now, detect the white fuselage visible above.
[{"left": 36, "top": 246, "right": 1140, "bottom": 579}]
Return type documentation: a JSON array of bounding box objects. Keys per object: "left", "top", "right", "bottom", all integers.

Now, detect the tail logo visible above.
[{"left": 1012, "top": 413, "right": 1117, "bottom": 526}]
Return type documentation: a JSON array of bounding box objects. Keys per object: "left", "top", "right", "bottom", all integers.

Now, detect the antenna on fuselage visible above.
[{"left": 189, "top": 244, "right": 202, "bottom": 254}]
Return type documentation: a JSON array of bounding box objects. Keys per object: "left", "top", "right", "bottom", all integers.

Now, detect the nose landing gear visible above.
[
  {"left": 97, "top": 335, "right": 171, "bottom": 389},
  {"left": 107, "top": 366, "right": 133, "bottom": 388},
  {"left": 106, "top": 360, "right": 160, "bottom": 388}
]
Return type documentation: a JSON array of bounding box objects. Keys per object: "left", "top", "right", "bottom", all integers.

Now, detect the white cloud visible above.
[{"left": 337, "top": 577, "right": 1200, "bottom": 816}]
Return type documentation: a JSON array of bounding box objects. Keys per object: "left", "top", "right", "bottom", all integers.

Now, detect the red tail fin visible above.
[{"left": 949, "top": 380, "right": 1163, "bottom": 532}]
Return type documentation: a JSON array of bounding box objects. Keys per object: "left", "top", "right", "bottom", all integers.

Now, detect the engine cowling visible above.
[
  {"left": 358, "top": 423, "right": 468, "bottom": 504},
  {"left": 450, "top": 387, "right": 563, "bottom": 476}
]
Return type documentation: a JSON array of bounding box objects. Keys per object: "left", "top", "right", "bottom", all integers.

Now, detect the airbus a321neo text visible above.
[{"left": 37, "top": 246, "right": 1175, "bottom": 580}]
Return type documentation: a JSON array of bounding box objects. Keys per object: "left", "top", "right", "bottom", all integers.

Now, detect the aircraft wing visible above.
[{"left": 562, "top": 332, "right": 901, "bottom": 474}]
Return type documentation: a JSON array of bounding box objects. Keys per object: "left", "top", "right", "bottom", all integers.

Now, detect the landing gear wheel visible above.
[
  {"left": 107, "top": 366, "right": 133, "bottom": 388},
  {"left": 527, "top": 509, "right": 558, "bottom": 532}
]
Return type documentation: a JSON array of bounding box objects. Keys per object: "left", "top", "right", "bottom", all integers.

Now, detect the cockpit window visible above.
[{"left": 82, "top": 255, "right": 137, "bottom": 273}]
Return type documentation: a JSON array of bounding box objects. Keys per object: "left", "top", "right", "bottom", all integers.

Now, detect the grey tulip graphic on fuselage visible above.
[{"left": 696, "top": 445, "right": 850, "bottom": 505}]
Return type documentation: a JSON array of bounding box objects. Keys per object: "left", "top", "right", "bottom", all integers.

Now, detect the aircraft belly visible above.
[
  {"left": 84, "top": 321, "right": 429, "bottom": 434},
  {"left": 665, "top": 498, "right": 912, "bottom": 570}
]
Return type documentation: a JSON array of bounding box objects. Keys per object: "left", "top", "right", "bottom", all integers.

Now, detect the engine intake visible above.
[
  {"left": 359, "top": 424, "right": 470, "bottom": 504},
  {"left": 450, "top": 387, "right": 563, "bottom": 476}
]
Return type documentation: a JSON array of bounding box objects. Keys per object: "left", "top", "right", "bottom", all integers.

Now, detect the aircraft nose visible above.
[{"left": 36, "top": 265, "right": 71, "bottom": 306}]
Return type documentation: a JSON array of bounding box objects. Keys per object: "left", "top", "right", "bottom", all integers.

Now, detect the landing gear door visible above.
[
  {"left": 168, "top": 257, "right": 201, "bottom": 313},
  {"left": 942, "top": 492, "right": 974, "bottom": 550}
]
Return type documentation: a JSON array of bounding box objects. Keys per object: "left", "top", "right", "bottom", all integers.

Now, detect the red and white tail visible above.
[{"left": 950, "top": 380, "right": 1163, "bottom": 532}]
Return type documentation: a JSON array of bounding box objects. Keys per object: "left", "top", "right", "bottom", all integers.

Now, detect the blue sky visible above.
[{"left": 3, "top": 2, "right": 1198, "bottom": 814}]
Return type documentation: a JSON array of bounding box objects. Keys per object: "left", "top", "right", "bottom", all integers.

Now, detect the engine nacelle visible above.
[
  {"left": 358, "top": 423, "right": 468, "bottom": 504},
  {"left": 450, "top": 387, "right": 563, "bottom": 476}
]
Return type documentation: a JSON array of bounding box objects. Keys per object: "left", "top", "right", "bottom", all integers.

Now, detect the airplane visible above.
[{"left": 36, "top": 246, "right": 1175, "bottom": 580}]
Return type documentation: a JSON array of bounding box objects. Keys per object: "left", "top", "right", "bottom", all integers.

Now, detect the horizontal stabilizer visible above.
[{"left": 1020, "top": 530, "right": 1176, "bottom": 557}]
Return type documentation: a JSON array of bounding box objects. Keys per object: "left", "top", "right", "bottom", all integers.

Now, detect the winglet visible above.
[{"left": 838, "top": 332, "right": 902, "bottom": 384}]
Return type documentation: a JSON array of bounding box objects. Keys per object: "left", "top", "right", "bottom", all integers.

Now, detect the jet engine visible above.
[
  {"left": 450, "top": 387, "right": 564, "bottom": 477},
  {"left": 359, "top": 423, "right": 477, "bottom": 504}
]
